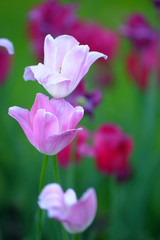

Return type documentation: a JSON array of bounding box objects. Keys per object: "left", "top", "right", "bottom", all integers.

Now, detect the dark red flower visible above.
[{"left": 93, "top": 124, "right": 133, "bottom": 180}]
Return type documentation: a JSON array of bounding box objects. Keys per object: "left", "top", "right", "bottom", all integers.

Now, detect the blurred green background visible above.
[{"left": 1, "top": 0, "right": 160, "bottom": 239}]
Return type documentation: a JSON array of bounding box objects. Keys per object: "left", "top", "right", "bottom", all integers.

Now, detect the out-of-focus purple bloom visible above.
[
  {"left": 38, "top": 183, "right": 97, "bottom": 234},
  {"left": 120, "top": 14, "right": 158, "bottom": 50},
  {"left": 152, "top": 0, "right": 160, "bottom": 12},
  {"left": 0, "top": 38, "right": 14, "bottom": 85},
  {"left": 66, "top": 80, "right": 102, "bottom": 119},
  {"left": 27, "top": 0, "right": 118, "bottom": 62},
  {"left": 70, "top": 21, "right": 119, "bottom": 60},
  {"left": 27, "top": 0, "right": 77, "bottom": 60}
]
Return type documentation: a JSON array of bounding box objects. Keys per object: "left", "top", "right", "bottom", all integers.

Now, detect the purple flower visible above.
[
  {"left": 38, "top": 183, "right": 97, "bottom": 233},
  {"left": 8, "top": 93, "right": 84, "bottom": 155},
  {"left": 120, "top": 14, "right": 158, "bottom": 50},
  {"left": 66, "top": 80, "right": 102, "bottom": 119},
  {"left": 23, "top": 34, "right": 107, "bottom": 98}
]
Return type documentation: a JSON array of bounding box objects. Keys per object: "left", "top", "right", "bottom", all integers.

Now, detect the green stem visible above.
[
  {"left": 52, "top": 154, "right": 60, "bottom": 183},
  {"left": 37, "top": 155, "right": 48, "bottom": 240},
  {"left": 52, "top": 155, "right": 71, "bottom": 240},
  {"left": 73, "top": 234, "right": 80, "bottom": 240}
]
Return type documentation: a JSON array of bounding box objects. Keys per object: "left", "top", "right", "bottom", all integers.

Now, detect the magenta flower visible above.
[
  {"left": 93, "top": 124, "right": 133, "bottom": 181},
  {"left": 8, "top": 93, "right": 84, "bottom": 155},
  {"left": 0, "top": 38, "right": 14, "bottom": 85},
  {"left": 23, "top": 34, "right": 107, "bottom": 98},
  {"left": 38, "top": 183, "right": 97, "bottom": 233}
]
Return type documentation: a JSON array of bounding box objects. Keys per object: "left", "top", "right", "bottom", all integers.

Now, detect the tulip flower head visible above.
[
  {"left": 38, "top": 183, "right": 97, "bottom": 233},
  {"left": 0, "top": 38, "right": 14, "bottom": 84},
  {"left": 94, "top": 124, "right": 133, "bottom": 180},
  {"left": 8, "top": 93, "right": 84, "bottom": 155},
  {"left": 23, "top": 34, "right": 107, "bottom": 98}
]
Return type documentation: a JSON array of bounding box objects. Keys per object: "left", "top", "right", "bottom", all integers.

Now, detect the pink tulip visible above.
[
  {"left": 8, "top": 93, "right": 84, "bottom": 155},
  {"left": 38, "top": 183, "right": 97, "bottom": 233},
  {"left": 23, "top": 34, "right": 107, "bottom": 98}
]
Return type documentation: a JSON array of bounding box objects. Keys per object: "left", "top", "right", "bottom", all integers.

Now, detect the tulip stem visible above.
[
  {"left": 73, "top": 234, "right": 80, "bottom": 240},
  {"left": 37, "top": 155, "right": 48, "bottom": 240},
  {"left": 52, "top": 154, "right": 60, "bottom": 183}
]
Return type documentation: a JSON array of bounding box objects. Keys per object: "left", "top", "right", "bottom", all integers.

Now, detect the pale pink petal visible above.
[
  {"left": 78, "top": 51, "right": 108, "bottom": 81},
  {"left": 68, "top": 106, "right": 84, "bottom": 129},
  {"left": 30, "top": 63, "right": 51, "bottom": 84},
  {"left": 38, "top": 183, "right": 66, "bottom": 221},
  {"left": 0, "top": 38, "right": 14, "bottom": 54},
  {"left": 33, "top": 109, "right": 59, "bottom": 154},
  {"left": 63, "top": 188, "right": 97, "bottom": 234},
  {"left": 30, "top": 93, "right": 54, "bottom": 123},
  {"left": 38, "top": 183, "right": 64, "bottom": 209},
  {"left": 23, "top": 66, "right": 39, "bottom": 81},
  {"left": 44, "top": 34, "right": 57, "bottom": 69},
  {"left": 64, "top": 189, "right": 77, "bottom": 206},
  {"left": 55, "top": 35, "right": 79, "bottom": 71},
  {"left": 8, "top": 106, "right": 34, "bottom": 146},
  {"left": 50, "top": 99, "right": 83, "bottom": 131},
  {"left": 45, "top": 128, "right": 82, "bottom": 155},
  {"left": 61, "top": 45, "right": 89, "bottom": 94},
  {"left": 44, "top": 79, "right": 71, "bottom": 98}
]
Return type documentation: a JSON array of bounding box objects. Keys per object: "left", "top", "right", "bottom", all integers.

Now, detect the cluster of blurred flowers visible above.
[{"left": 120, "top": 12, "right": 160, "bottom": 89}]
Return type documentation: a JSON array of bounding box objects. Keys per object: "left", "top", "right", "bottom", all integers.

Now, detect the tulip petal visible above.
[
  {"left": 8, "top": 106, "right": 34, "bottom": 146},
  {"left": 38, "top": 183, "right": 64, "bottom": 209},
  {"left": 23, "top": 66, "right": 39, "bottom": 81},
  {"left": 68, "top": 106, "right": 84, "bottom": 129},
  {"left": 30, "top": 93, "right": 54, "bottom": 122},
  {"left": 44, "top": 34, "right": 57, "bottom": 69},
  {"left": 78, "top": 51, "right": 108, "bottom": 81},
  {"left": 0, "top": 38, "right": 14, "bottom": 54},
  {"left": 50, "top": 99, "right": 84, "bottom": 131},
  {"left": 64, "top": 189, "right": 77, "bottom": 206},
  {"left": 62, "top": 188, "right": 97, "bottom": 234},
  {"left": 33, "top": 109, "right": 59, "bottom": 153},
  {"left": 44, "top": 79, "right": 71, "bottom": 99},
  {"left": 61, "top": 45, "right": 89, "bottom": 94},
  {"left": 45, "top": 128, "right": 82, "bottom": 155},
  {"left": 55, "top": 35, "right": 79, "bottom": 71}
]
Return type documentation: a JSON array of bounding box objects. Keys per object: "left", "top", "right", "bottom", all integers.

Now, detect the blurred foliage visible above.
[{"left": 1, "top": 0, "right": 160, "bottom": 240}]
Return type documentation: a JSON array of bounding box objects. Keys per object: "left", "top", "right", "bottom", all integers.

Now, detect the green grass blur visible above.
[{"left": 1, "top": 0, "right": 160, "bottom": 240}]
